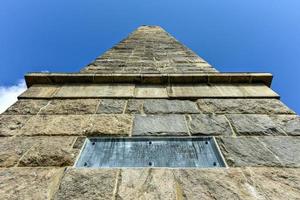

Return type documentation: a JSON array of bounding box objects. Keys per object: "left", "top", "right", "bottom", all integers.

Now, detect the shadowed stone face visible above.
[{"left": 96, "top": 99, "right": 126, "bottom": 114}]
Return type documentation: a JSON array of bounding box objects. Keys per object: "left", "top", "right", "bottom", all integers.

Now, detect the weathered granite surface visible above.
[
  {"left": 0, "top": 115, "right": 31, "bottom": 136},
  {"left": 19, "top": 115, "right": 92, "bottom": 136},
  {"left": 186, "top": 114, "right": 232, "bottom": 136},
  {"left": 55, "top": 168, "right": 118, "bottom": 200},
  {"left": 87, "top": 114, "right": 133, "bottom": 136},
  {"left": 40, "top": 99, "right": 98, "bottom": 115},
  {"left": 19, "top": 84, "right": 59, "bottom": 98},
  {"left": 0, "top": 168, "right": 64, "bottom": 200},
  {"left": 5, "top": 99, "right": 49, "bottom": 115},
  {"left": 226, "top": 114, "right": 286, "bottom": 136},
  {"left": 271, "top": 115, "right": 300, "bottom": 136},
  {"left": 132, "top": 115, "right": 188, "bottom": 136},
  {"left": 125, "top": 99, "right": 143, "bottom": 114},
  {"left": 18, "top": 137, "right": 78, "bottom": 167},
  {"left": 217, "top": 137, "right": 282, "bottom": 167},
  {"left": 197, "top": 98, "right": 294, "bottom": 114},
  {"left": 97, "top": 99, "right": 126, "bottom": 114},
  {"left": 144, "top": 99, "right": 199, "bottom": 114}
]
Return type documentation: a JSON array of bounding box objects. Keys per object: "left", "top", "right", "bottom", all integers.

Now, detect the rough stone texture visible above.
[
  {"left": 81, "top": 26, "right": 217, "bottom": 74},
  {"left": 217, "top": 137, "right": 281, "bottom": 167},
  {"left": 55, "top": 168, "right": 118, "bottom": 200},
  {"left": 19, "top": 115, "right": 92, "bottom": 136},
  {"left": 173, "top": 169, "right": 259, "bottom": 200},
  {"left": 0, "top": 115, "right": 31, "bottom": 136},
  {"left": 54, "top": 84, "right": 135, "bottom": 98},
  {"left": 242, "top": 167, "right": 300, "bottom": 200},
  {"left": 260, "top": 137, "right": 300, "bottom": 167},
  {"left": 226, "top": 114, "right": 286, "bottom": 136},
  {"left": 40, "top": 99, "right": 99, "bottom": 115},
  {"left": 186, "top": 114, "right": 232, "bottom": 136},
  {"left": 88, "top": 114, "right": 132, "bottom": 136},
  {"left": 97, "top": 99, "right": 126, "bottom": 114},
  {"left": 18, "top": 137, "right": 78, "bottom": 167},
  {"left": 144, "top": 99, "right": 199, "bottom": 114},
  {"left": 4, "top": 99, "right": 49, "bottom": 115},
  {"left": 271, "top": 115, "right": 300, "bottom": 136},
  {"left": 0, "top": 168, "right": 64, "bottom": 200},
  {"left": 19, "top": 84, "right": 59, "bottom": 98},
  {"left": 0, "top": 137, "right": 33, "bottom": 167},
  {"left": 132, "top": 115, "right": 188, "bottom": 136},
  {"left": 135, "top": 85, "right": 168, "bottom": 98},
  {"left": 117, "top": 169, "right": 176, "bottom": 199},
  {"left": 125, "top": 99, "right": 143, "bottom": 114},
  {"left": 197, "top": 98, "right": 295, "bottom": 114}
]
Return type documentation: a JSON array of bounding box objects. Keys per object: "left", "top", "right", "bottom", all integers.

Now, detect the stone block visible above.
[
  {"left": 0, "top": 115, "right": 31, "bottom": 136},
  {"left": 97, "top": 99, "right": 126, "bottom": 114},
  {"left": 19, "top": 84, "right": 59, "bottom": 98},
  {"left": 169, "top": 84, "right": 217, "bottom": 97},
  {"left": 40, "top": 99, "right": 99, "bottom": 114},
  {"left": 226, "top": 114, "right": 285, "bottom": 136},
  {"left": 216, "top": 137, "right": 281, "bottom": 167},
  {"left": 18, "top": 136, "right": 78, "bottom": 167},
  {"left": 54, "top": 168, "right": 118, "bottom": 200},
  {"left": 186, "top": 114, "right": 232, "bottom": 136},
  {"left": 173, "top": 169, "right": 257, "bottom": 200},
  {"left": 144, "top": 99, "right": 199, "bottom": 114},
  {"left": 19, "top": 115, "right": 92, "bottom": 136},
  {"left": 87, "top": 114, "right": 132, "bottom": 136},
  {"left": 135, "top": 85, "right": 168, "bottom": 98},
  {"left": 242, "top": 167, "right": 300, "bottom": 200},
  {"left": 260, "top": 137, "right": 300, "bottom": 167},
  {"left": 117, "top": 169, "right": 176, "bottom": 199},
  {"left": 55, "top": 84, "right": 134, "bottom": 97},
  {"left": 4, "top": 100, "right": 49, "bottom": 115},
  {"left": 271, "top": 115, "right": 300, "bottom": 136},
  {"left": 132, "top": 115, "right": 188, "bottom": 136},
  {"left": 0, "top": 168, "right": 64, "bottom": 200},
  {"left": 125, "top": 99, "right": 143, "bottom": 114},
  {"left": 197, "top": 99, "right": 294, "bottom": 114},
  {"left": 0, "top": 137, "right": 33, "bottom": 167}
]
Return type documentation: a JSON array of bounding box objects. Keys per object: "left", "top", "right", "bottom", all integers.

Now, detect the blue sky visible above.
[{"left": 0, "top": 0, "right": 300, "bottom": 113}]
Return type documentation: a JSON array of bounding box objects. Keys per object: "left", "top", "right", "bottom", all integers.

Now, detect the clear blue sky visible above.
[{"left": 0, "top": 1, "right": 300, "bottom": 113}]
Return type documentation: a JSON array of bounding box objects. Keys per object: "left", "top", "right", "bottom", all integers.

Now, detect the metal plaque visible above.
[{"left": 75, "top": 137, "right": 226, "bottom": 168}]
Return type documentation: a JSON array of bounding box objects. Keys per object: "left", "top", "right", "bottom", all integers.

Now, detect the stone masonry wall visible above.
[{"left": 1, "top": 96, "right": 300, "bottom": 199}]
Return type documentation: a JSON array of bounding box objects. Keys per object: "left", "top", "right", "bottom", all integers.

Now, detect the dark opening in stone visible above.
[{"left": 75, "top": 137, "right": 226, "bottom": 168}]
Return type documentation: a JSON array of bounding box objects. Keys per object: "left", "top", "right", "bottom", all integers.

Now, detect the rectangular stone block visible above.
[
  {"left": 0, "top": 168, "right": 64, "bottom": 200},
  {"left": 4, "top": 99, "right": 49, "bottom": 115},
  {"left": 19, "top": 115, "right": 92, "bottom": 136},
  {"left": 143, "top": 99, "right": 199, "bottom": 114},
  {"left": 54, "top": 168, "right": 118, "bottom": 200},
  {"left": 135, "top": 85, "right": 168, "bottom": 98},
  {"left": 217, "top": 137, "right": 281, "bottom": 167},
  {"left": 117, "top": 169, "right": 176, "bottom": 199},
  {"left": 271, "top": 115, "right": 300, "bottom": 136},
  {"left": 169, "top": 84, "right": 279, "bottom": 98},
  {"left": 55, "top": 84, "right": 134, "bottom": 97},
  {"left": 226, "top": 114, "right": 286, "bottom": 136},
  {"left": 18, "top": 136, "right": 78, "bottom": 167},
  {"left": 125, "top": 99, "right": 143, "bottom": 114},
  {"left": 259, "top": 137, "right": 300, "bottom": 167},
  {"left": 132, "top": 115, "right": 188, "bottom": 136},
  {"left": 0, "top": 115, "right": 31, "bottom": 136},
  {"left": 96, "top": 99, "right": 126, "bottom": 114},
  {"left": 197, "top": 99, "right": 295, "bottom": 114},
  {"left": 186, "top": 114, "right": 232, "bottom": 136},
  {"left": 19, "top": 84, "right": 59, "bottom": 98},
  {"left": 87, "top": 114, "right": 133, "bottom": 136},
  {"left": 39, "top": 99, "right": 99, "bottom": 115}
]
